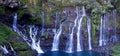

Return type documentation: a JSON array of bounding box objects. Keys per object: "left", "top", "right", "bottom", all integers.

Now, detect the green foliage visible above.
[
  {"left": 115, "top": 0, "right": 120, "bottom": 13},
  {"left": 17, "top": 9, "right": 29, "bottom": 18},
  {"left": 18, "top": 50, "right": 34, "bottom": 56},
  {"left": 0, "top": 24, "right": 18, "bottom": 44},
  {"left": 12, "top": 42, "right": 29, "bottom": 50},
  {"left": 17, "top": 0, "right": 42, "bottom": 24},
  {"left": 46, "top": 15, "right": 52, "bottom": 24},
  {"left": 20, "top": 0, "right": 28, "bottom": 4},
  {"left": 0, "top": 6, "right": 5, "bottom": 14},
  {"left": 112, "top": 43, "right": 120, "bottom": 56},
  {"left": 91, "top": 10, "right": 100, "bottom": 37}
]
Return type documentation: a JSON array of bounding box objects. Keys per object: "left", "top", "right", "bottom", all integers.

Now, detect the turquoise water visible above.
[{"left": 38, "top": 51, "right": 105, "bottom": 56}]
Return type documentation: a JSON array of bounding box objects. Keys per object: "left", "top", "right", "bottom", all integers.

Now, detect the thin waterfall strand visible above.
[
  {"left": 13, "top": 13, "right": 17, "bottom": 32},
  {"left": 76, "top": 6, "right": 86, "bottom": 51},
  {"left": 0, "top": 45, "right": 9, "bottom": 55},
  {"left": 41, "top": 11, "right": 45, "bottom": 35},
  {"left": 99, "top": 16, "right": 103, "bottom": 46},
  {"left": 87, "top": 18, "right": 92, "bottom": 50},
  {"left": 51, "top": 24, "right": 63, "bottom": 51},
  {"left": 12, "top": 13, "right": 44, "bottom": 54}
]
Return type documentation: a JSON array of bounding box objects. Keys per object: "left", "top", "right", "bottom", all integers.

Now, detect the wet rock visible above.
[{"left": 0, "top": 0, "right": 22, "bottom": 8}]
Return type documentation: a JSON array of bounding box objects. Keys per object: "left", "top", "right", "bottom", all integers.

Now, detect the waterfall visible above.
[
  {"left": 33, "top": 0, "right": 36, "bottom": 8},
  {"left": 76, "top": 6, "right": 86, "bottom": 51},
  {"left": 66, "top": 24, "right": 74, "bottom": 53},
  {"left": 41, "top": 11, "right": 45, "bottom": 35},
  {"left": 87, "top": 18, "right": 92, "bottom": 50},
  {"left": 112, "top": 10, "right": 117, "bottom": 42},
  {"left": 0, "top": 44, "right": 16, "bottom": 55},
  {"left": 0, "top": 45, "right": 9, "bottom": 55},
  {"left": 99, "top": 10, "right": 118, "bottom": 46},
  {"left": 13, "top": 13, "right": 17, "bottom": 32},
  {"left": 10, "top": 44, "right": 16, "bottom": 56},
  {"left": 51, "top": 24, "right": 63, "bottom": 51},
  {"left": 15, "top": 25, "right": 44, "bottom": 54},
  {"left": 29, "top": 25, "right": 44, "bottom": 53},
  {"left": 65, "top": 6, "right": 78, "bottom": 53},
  {"left": 103, "top": 14, "right": 109, "bottom": 46},
  {"left": 65, "top": 6, "right": 90, "bottom": 52},
  {"left": 99, "top": 16, "right": 103, "bottom": 46},
  {"left": 12, "top": 13, "right": 44, "bottom": 54},
  {"left": 99, "top": 14, "right": 108, "bottom": 46},
  {"left": 76, "top": 16, "right": 83, "bottom": 51}
]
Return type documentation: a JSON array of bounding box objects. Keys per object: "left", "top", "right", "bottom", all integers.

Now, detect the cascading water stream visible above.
[
  {"left": 112, "top": 10, "right": 117, "bottom": 42},
  {"left": 0, "top": 45, "right": 9, "bottom": 55},
  {"left": 66, "top": 23, "right": 73, "bottom": 53},
  {"left": 13, "top": 13, "right": 17, "bottom": 32},
  {"left": 99, "top": 10, "right": 118, "bottom": 46},
  {"left": 41, "top": 11, "right": 45, "bottom": 35},
  {"left": 87, "top": 18, "right": 92, "bottom": 50},
  {"left": 12, "top": 13, "right": 44, "bottom": 54},
  {"left": 9, "top": 44, "right": 16, "bottom": 56},
  {"left": 65, "top": 6, "right": 79, "bottom": 53},
  {"left": 99, "top": 14, "right": 108, "bottom": 46},
  {"left": 29, "top": 25, "right": 44, "bottom": 53},
  {"left": 103, "top": 14, "right": 109, "bottom": 46},
  {"left": 76, "top": 6, "right": 86, "bottom": 52},
  {"left": 51, "top": 24, "right": 63, "bottom": 51},
  {"left": 99, "top": 16, "right": 103, "bottom": 46},
  {"left": 76, "top": 16, "right": 83, "bottom": 51},
  {"left": 33, "top": 0, "right": 36, "bottom": 8},
  {"left": 0, "top": 44, "right": 16, "bottom": 55}
]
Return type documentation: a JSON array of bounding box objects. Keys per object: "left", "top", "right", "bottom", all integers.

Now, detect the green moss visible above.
[
  {"left": 18, "top": 50, "right": 34, "bottom": 56},
  {"left": 12, "top": 42, "right": 29, "bottom": 50},
  {"left": 91, "top": 13, "right": 100, "bottom": 37},
  {"left": 45, "top": 15, "right": 52, "bottom": 24},
  {"left": 20, "top": 0, "right": 28, "bottom": 4},
  {"left": 0, "top": 24, "right": 19, "bottom": 44},
  {"left": 112, "top": 43, "right": 120, "bottom": 56}
]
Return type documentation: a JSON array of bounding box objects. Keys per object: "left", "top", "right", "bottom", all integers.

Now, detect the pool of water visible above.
[{"left": 38, "top": 51, "right": 105, "bottom": 56}]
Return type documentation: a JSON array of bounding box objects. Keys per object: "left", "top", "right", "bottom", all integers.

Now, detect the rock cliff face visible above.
[{"left": 0, "top": 0, "right": 22, "bottom": 8}]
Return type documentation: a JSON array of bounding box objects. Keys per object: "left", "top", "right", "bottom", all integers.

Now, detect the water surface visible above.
[{"left": 38, "top": 51, "right": 104, "bottom": 56}]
